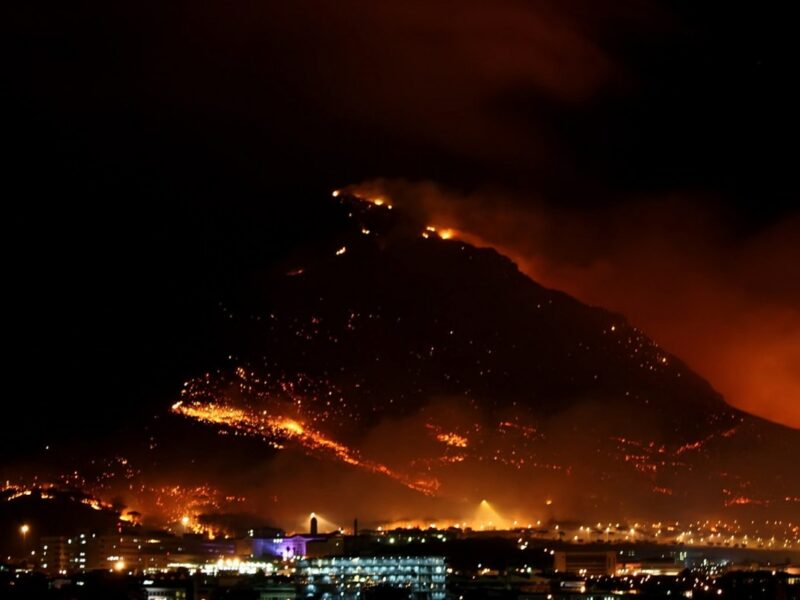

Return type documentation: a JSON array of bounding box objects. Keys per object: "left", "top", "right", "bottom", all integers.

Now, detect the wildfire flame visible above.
[{"left": 171, "top": 401, "right": 439, "bottom": 495}]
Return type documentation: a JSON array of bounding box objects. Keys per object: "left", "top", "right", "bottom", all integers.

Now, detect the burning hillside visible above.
[
  {"left": 163, "top": 190, "right": 799, "bottom": 528},
  {"left": 3, "top": 190, "right": 797, "bottom": 549}
]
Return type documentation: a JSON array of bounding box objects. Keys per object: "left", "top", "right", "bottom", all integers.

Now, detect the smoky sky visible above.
[
  {"left": 4, "top": 0, "right": 799, "bottom": 443},
  {"left": 346, "top": 179, "right": 800, "bottom": 429},
  {"left": 8, "top": 0, "right": 797, "bottom": 203}
]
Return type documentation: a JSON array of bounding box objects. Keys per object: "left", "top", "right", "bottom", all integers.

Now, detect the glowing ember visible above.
[{"left": 435, "top": 432, "right": 468, "bottom": 448}]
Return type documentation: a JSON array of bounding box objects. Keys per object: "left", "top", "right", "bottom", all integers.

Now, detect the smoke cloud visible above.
[{"left": 345, "top": 179, "right": 800, "bottom": 430}]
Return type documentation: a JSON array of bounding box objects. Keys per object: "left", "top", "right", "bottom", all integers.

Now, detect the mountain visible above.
[
  {"left": 5, "top": 191, "right": 798, "bottom": 538},
  {"left": 167, "top": 192, "right": 800, "bottom": 525}
]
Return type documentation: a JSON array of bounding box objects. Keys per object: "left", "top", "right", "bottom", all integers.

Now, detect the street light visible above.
[{"left": 20, "top": 524, "right": 30, "bottom": 553}]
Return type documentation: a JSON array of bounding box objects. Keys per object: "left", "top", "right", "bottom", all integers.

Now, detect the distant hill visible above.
[{"left": 0, "top": 488, "right": 121, "bottom": 556}]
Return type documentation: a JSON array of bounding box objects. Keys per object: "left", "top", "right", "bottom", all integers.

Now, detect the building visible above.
[
  {"left": 143, "top": 583, "right": 190, "bottom": 600},
  {"left": 553, "top": 551, "right": 616, "bottom": 577},
  {"left": 89, "top": 533, "right": 153, "bottom": 571},
  {"left": 255, "top": 582, "right": 297, "bottom": 600},
  {"left": 39, "top": 535, "right": 88, "bottom": 575},
  {"left": 251, "top": 534, "right": 310, "bottom": 559},
  {"left": 617, "top": 558, "right": 682, "bottom": 576},
  {"left": 190, "top": 576, "right": 297, "bottom": 600},
  {"left": 248, "top": 534, "right": 344, "bottom": 560},
  {"left": 166, "top": 534, "right": 237, "bottom": 565},
  {"left": 296, "top": 556, "right": 446, "bottom": 600},
  {"left": 307, "top": 536, "right": 344, "bottom": 558},
  {"left": 40, "top": 532, "right": 239, "bottom": 575}
]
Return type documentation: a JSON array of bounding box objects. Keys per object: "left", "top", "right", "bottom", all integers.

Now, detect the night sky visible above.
[{"left": 4, "top": 0, "right": 799, "bottom": 461}]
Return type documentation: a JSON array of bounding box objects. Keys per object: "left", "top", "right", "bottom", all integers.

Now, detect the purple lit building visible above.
[{"left": 248, "top": 534, "right": 343, "bottom": 559}]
